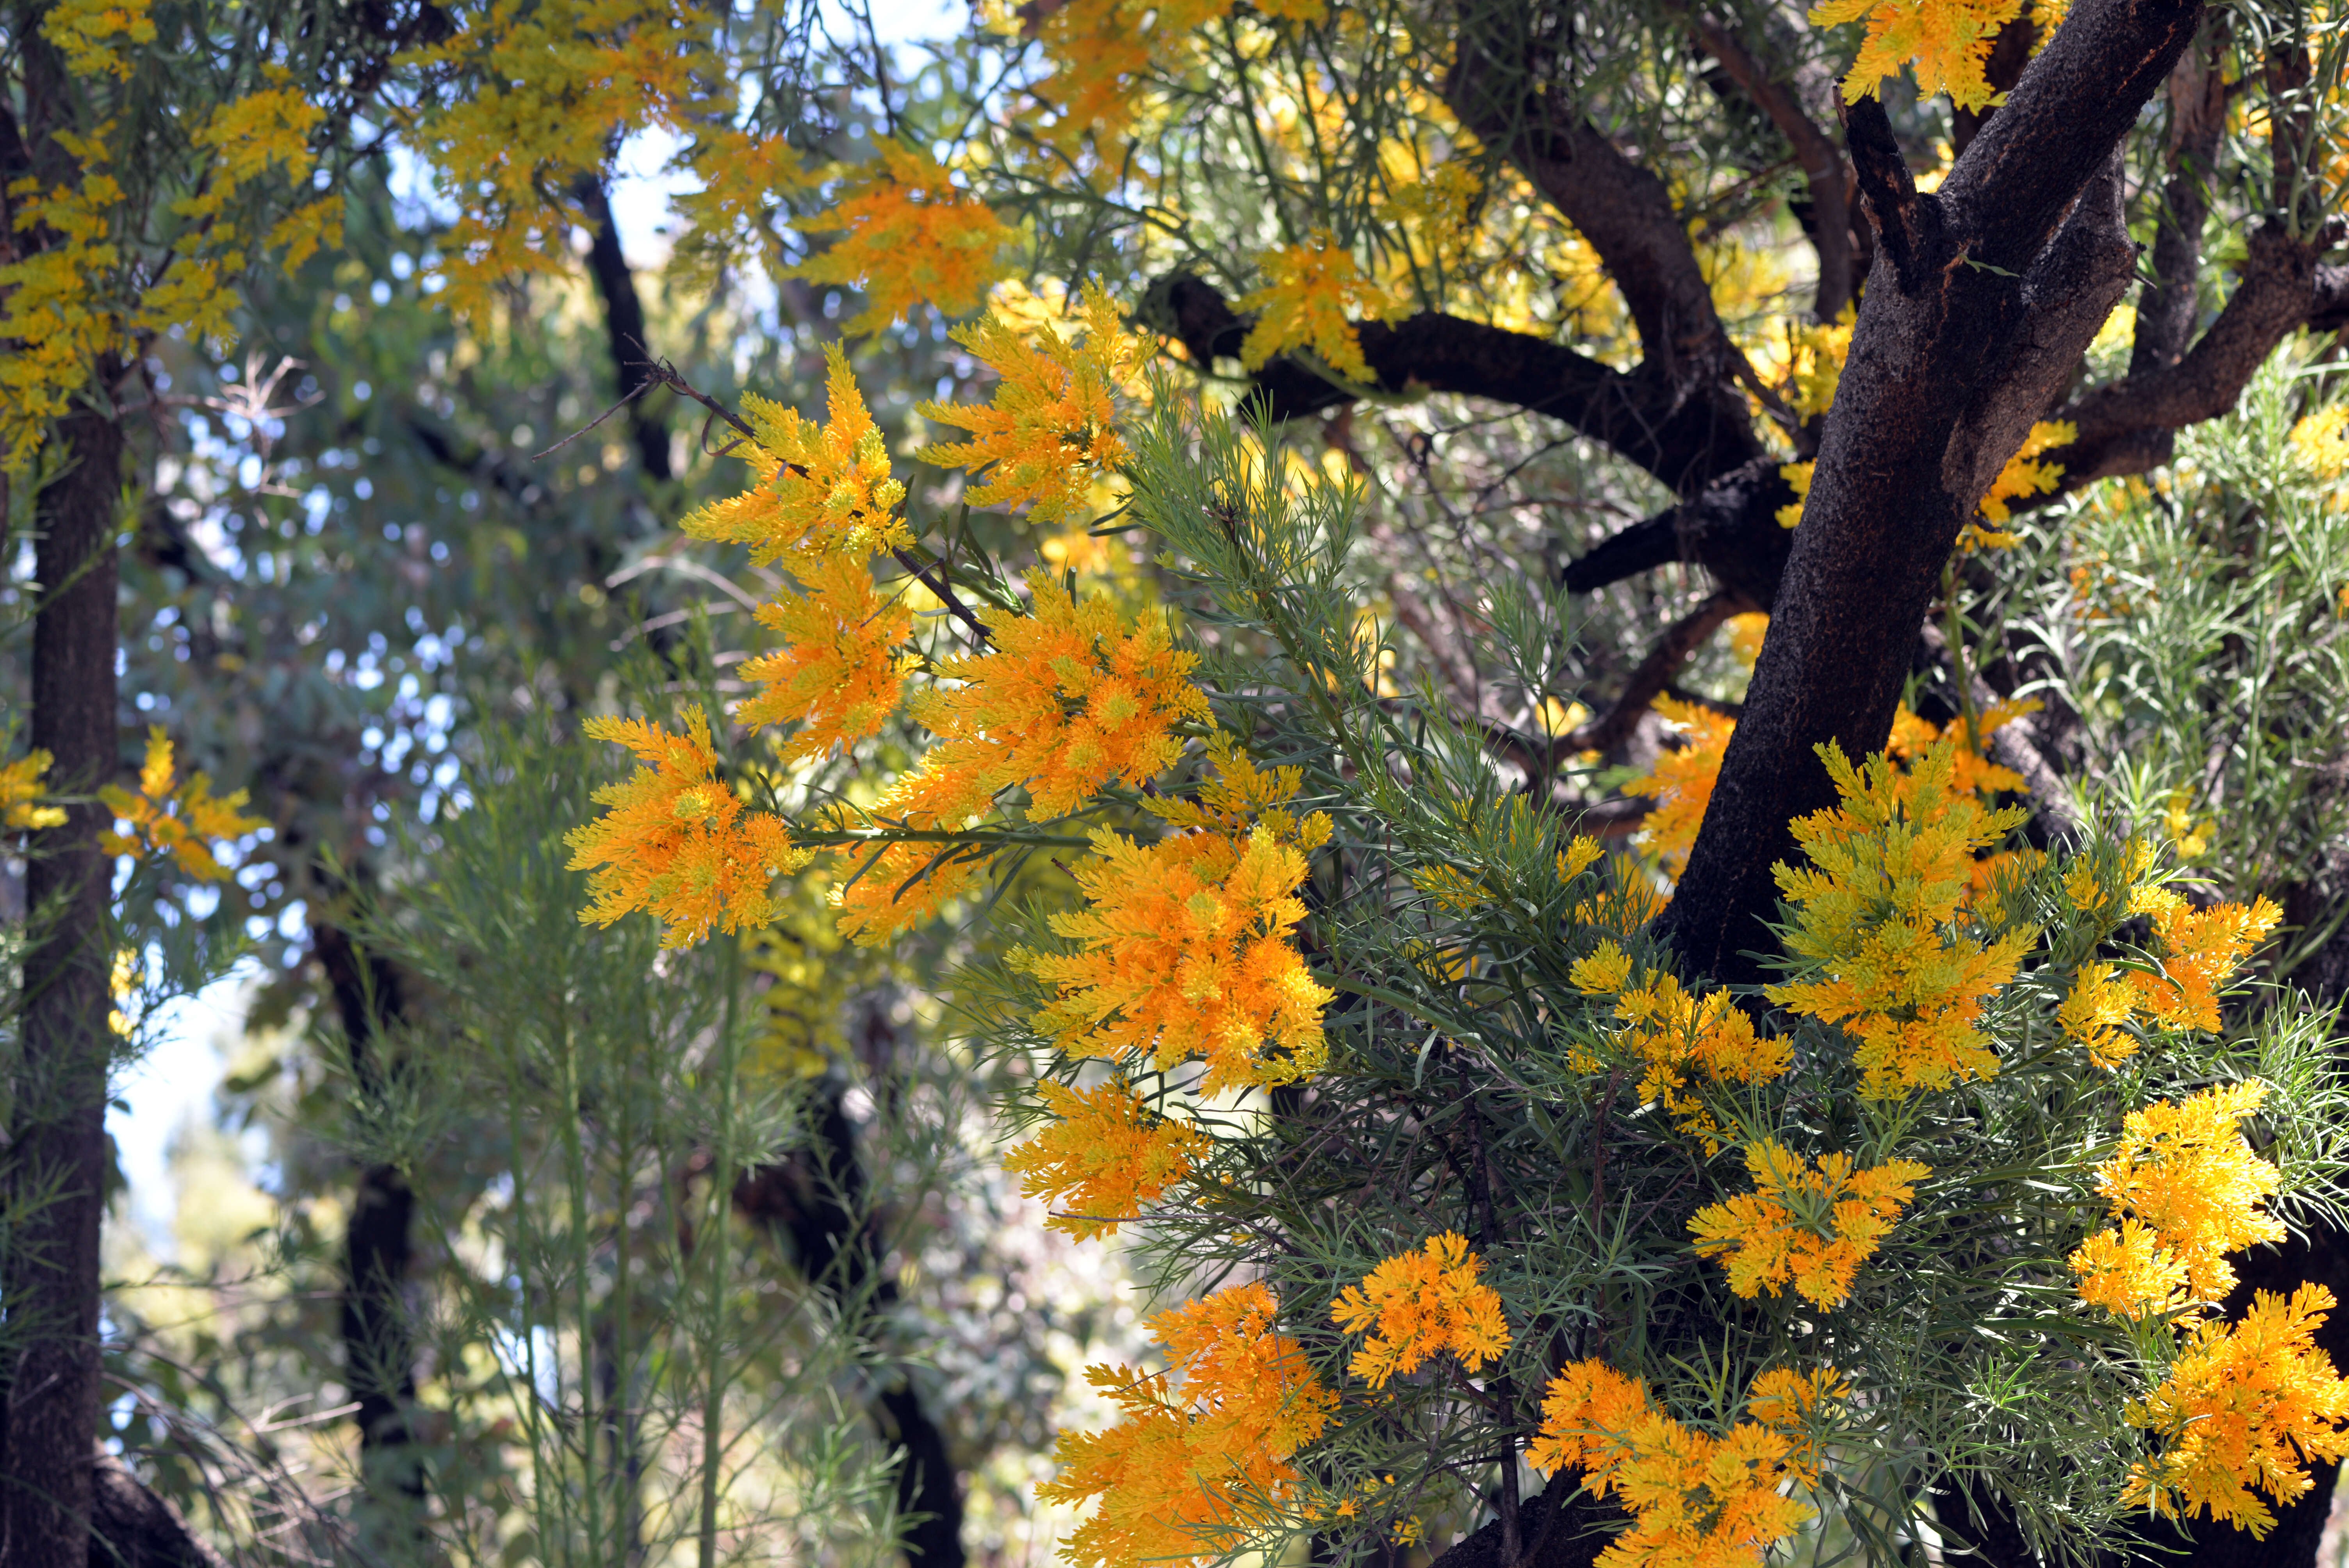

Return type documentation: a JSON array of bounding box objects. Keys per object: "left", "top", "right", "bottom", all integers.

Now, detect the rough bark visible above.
[
  {"left": 6, "top": 396, "right": 125, "bottom": 1568},
  {"left": 2131, "top": 26, "right": 2229, "bottom": 376},
  {"left": 86, "top": 1453, "right": 230, "bottom": 1568},
  {"left": 312, "top": 923, "right": 428, "bottom": 1531},
  {"left": 1654, "top": 0, "right": 2204, "bottom": 985},
  {"left": 732, "top": 1089, "right": 963, "bottom": 1568}
]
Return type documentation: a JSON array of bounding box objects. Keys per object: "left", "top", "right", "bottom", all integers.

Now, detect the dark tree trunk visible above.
[
  {"left": 5, "top": 397, "right": 125, "bottom": 1568},
  {"left": 733, "top": 1088, "right": 964, "bottom": 1568},
  {"left": 312, "top": 924, "right": 428, "bottom": 1535},
  {"left": 1654, "top": 0, "right": 2201, "bottom": 984},
  {"left": 574, "top": 175, "right": 672, "bottom": 483}
]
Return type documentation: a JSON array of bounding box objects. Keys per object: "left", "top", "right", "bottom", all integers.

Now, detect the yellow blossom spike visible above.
[
  {"left": 1811, "top": 0, "right": 2027, "bottom": 112},
  {"left": 787, "top": 142, "right": 1014, "bottom": 335},
  {"left": 2058, "top": 962, "right": 2140, "bottom": 1069},
  {"left": 566, "top": 710, "right": 809, "bottom": 948},
  {"left": 1331, "top": 1233, "right": 1511, "bottom": 1387},
  {"left": 98, "top": 726, "right": 266, "bottom": 882},
  {"left": 1005, "top": 1079, "right": 1210, "bottom": 1239},
  {"left": 1764, "top": 740, "right": 2034, "bottom": 1098},
  {"left": 2070, "top": 1082, "right": 2283, "bottom": 1313},
  {"left": 1, "top": 750, "right": 68, "bottom": 831},
  {"left": 681, "top": 344, "right": 909, "bottom": 565},
  {"left": 918, "top": 281, "right": 1138, "bottom": 522},
  {"left": 1690, "top": 1140, "right": 1930, "bottom": 1308},
  {"left": 1571, "top": 944, "right": 1790, "bottom": 1147},
  {"left": 1236, "top": 230, "right": 1392, "bottom": 382}
]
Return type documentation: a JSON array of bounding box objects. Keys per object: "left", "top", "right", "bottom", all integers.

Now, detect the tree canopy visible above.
[{"left": 7, "top": 0, "right": 2349, "bottom": 1565}]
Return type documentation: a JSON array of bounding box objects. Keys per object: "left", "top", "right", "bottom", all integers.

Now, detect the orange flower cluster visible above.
[
  {"left": 2123, "top": 890, "right": 2283, "bottom": 1033},
  {"left": 2123, "top": 1285, "right": 2349, "bottom": 1538},
  {"left": 1005, "top": 1079, "right": 1210, "bottom": 1240},
  {"left": 834, "top": 583, "right": 1212, "bottom": 945},
  {"left": 1884, "top": 698, "right": 2035, "bottom": 801},
  {"left": 1237, "top": 231, "right": 1393, "bottom": 383},
  {"left": 99, "top": 727, "right": 267, "bottom": 882},
  {"left": 736, "top": 551, "right": 914, "bottom": 760},
  {"left": 1570, "top": 941, "right": 1792, "bottom": 1147},
  {"left": 786, "top": 142, "right": 1014, "bottom": 334},
  {"left": 2069, "top": 1082, "right": 2283, "bottom": 1315},
  {"left": 2055, "top": 837, "right": 2274, "bottom": 1069},
  {"left": 1689, "top": 1141, "right": 1930, "bottom": 1308},
  {"left": 1765, "top": 742, "right": 2034, "bottom": 1098},
  {"left": 564, "top": 711, "right": 806, "bottom": 948},
  {"left": 1527, "top": 1360, "right": 1831, "bottom": 1568},
  {"left": 1013, "top": 819, "right": 1333, "bottom": 1093},
  {"left": 683, "top": 344, "right": 911, "bottom": 566},
  {"left": 1625, "top": 695, "right": 1735, "bottom": 881},
  {"left": 1330, "top": 1233, "right": 1511, "bottom": 1388},
  {"left": 919, "top": 282, "right": 1139, "bottom": 523},
  {"left": 1043, "top": 1282, "right": 1337, "bottom": 1568}
]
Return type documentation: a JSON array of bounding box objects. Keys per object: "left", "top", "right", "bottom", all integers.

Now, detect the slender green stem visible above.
[
  {"left": 699, "top": 935, "right": 742, "bottom": 1568},
  {"left": 560, "top": 997, "right": 604, "bottom": 1561}
]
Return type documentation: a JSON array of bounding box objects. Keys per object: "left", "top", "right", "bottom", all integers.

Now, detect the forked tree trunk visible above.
[{"left": 5, "top": 397, "right": 125, "bottom": 1568}]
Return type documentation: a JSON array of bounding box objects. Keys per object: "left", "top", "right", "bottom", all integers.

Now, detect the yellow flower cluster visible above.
[
  {"left": 1570, "top": 941, "right": 1793, "bottom": 1147},
  {"left": 1014, "top": 817, "right": 1333, "bottom": 1094},
  {"left": 1006, "top": 1080, "right": 1211, "bottom": 1240},
  {"left": 787, "top": 142, "right": 1014, "bottom": 335},
  {"left": 919, "top": 282, "right": 1139, "bottom": 523},
  {"left": 1, "top": 750, "right": 66, "bottom": 831},
  {"left": 1527, "top": 1360, "right": 1832, "bottom": 1568},
  {"left": 564, "top": 711, "right": 807, "bottom": 948},
  {"left": 1625, "top": 695, "right": 1736, "bottom": 881},
  {"left": 1689, "top": 1141, "right": 1930, "bottom": 1308},
  {"left": 39, "top": 0, "right": 155, "bottom": 78},
  {"left": 2069, "top": 1082, "right": 2283, "bottom": 1315},
  {"left": 1330, "top": 1233, "right": 1511, "bottom": 1388},
  {"left": 1765, "top": 742, "right": 2034, "bottom": 1098},
  {"left": 1968, "top": 420, "right": 2076, "bottom": 546},
  {"left": 99, "top": 728, "right": 267, "bottom": 882},
  {"left": 1043, "top": 1282, "right": 1337, "bottom": 1568},
  {"left": 1237, "top": 231, "right": 1394, "bottom": 383},
  {"left": 1811, "top": 0, "right": 2026, "bottom": 112},
  {"left": 2122, "top": 1284, "right": 2349, "bottom": 1538}
]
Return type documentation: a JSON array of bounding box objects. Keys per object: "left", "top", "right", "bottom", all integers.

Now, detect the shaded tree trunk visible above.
[
  {"left": 312, "top": 924, "right": 428, "bottom": 1543},
  {"left": 5, "top": 395, "right": 125, "bottom": 1568},
  {"left": 733, "top": 1085, "right": 964, "bottom": 1568}
]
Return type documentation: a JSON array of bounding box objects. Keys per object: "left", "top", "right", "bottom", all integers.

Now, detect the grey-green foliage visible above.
[
  {"left": 344, "top": 723, "right": 911, "bottom": 1568},
  {"left": 967, "top": 393, "right": 2349, "bottom": 1568},
  {"left": 1996, "top": 345, "right": 2349, "bottom": 980}
]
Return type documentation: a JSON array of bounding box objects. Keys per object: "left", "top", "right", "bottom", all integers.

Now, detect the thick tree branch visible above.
[
  {"left": 2132, "top": 27, "right": 2229, "bottom": 374},
  {"left": 1688, "top": 16, "right": 1856, "bottom": 319},
  {"left": 1657, "top": 0, "right": 2203, "bottom": 984},
  {"left": 1562, "top": 458, "right": 1796, "bottom": 611},
  {"left": 2047, "top": 220, "right": 2321, "bottom": 488},
  {"left": 1144, "top": 277, "right": 1763, "bottom": 495}
]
